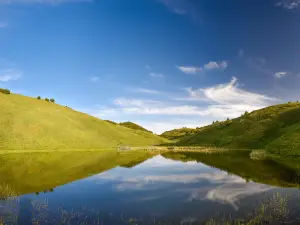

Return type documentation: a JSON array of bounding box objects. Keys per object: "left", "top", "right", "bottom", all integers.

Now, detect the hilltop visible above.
[
  {"left": 0, "top": 93, "right": 167, "bottom": 150},
  {"left": 119, "top": 122, "right": 153, "bottom": 133},
  {"left": 160, "top": 127, "right": 197, "bottom": 141},
  {"left": 166, "top": 102, "right": 300, "bottom": 156}
]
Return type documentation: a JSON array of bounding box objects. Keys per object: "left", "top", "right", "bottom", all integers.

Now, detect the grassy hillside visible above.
[
  {"left": 0, "top": 93, "right": 167, "bottom": 150},
  {"left": 160, "top": 127, "right": 197, "bottom": 140},
  {"left": 119, "top": 121, "right": 153, "bottom": 133},
  {"left": 176, "top": 102, "right": 300, "bottom": 155}
]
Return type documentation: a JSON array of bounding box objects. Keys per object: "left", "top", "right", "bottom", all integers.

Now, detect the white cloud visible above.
[
  {"left": 0, "top": 0, "right": 91, "bottom": 4},
  {"left": 274, "top": 71, "right": 288, "bottom": 79},
  {"left": 135, "top": 88, "right": 161, "bottom": 94},
  {"left": 0, "top": 69, "right": 22, "bottom": 82},
  {"left": 177, "top": 66, "right": 202, "bottom": 74},
  {"left": 149, "top": 72, "right": 164, "bottom": 78},
  {"left": 84, "top": 77, "right": 277, "bottom": 133},
  {"left": 177, "top": 60, "right": 228, "bottom": 74},
  {"left": 201, "top": 77, "right": 276, "bottom": 106},
  {"left": 90, "top": 76, "right": 99, "bottom": 82},
  {"left": 275, "top": 0, "right": 300, "bottom": 9},
  {"left": 204, "top": 61, "right": 228, "bottom": 70}
]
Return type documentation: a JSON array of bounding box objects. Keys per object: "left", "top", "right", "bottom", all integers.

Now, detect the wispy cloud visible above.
[
  {"left": 90, "top": 76, "right": 99, "bottom": 82},
  {"left": 0, "top": 0, "right": 92, "bottom": 4},
  {"left": 149, "top": 72, "right": 164, "bottom": 78},
  {"left": 274, "top": 71, "right": 288, "bottom": 79},
  {"left": 275, "top": 0, "right": 300, "bottom": 9},
  {"left": 177, "top": 60, "right": 228, "bottom": 74},
  {"left": 135, "top": 88, "right": 161, "bottom": 94},
  {"left": 0, "top": 69, "right": 22, "bottom": 82},
  {"left": 204, "top": 61, "right": 228, "bottom": 70},
  {"left": 177, "top": 66, "right": 202, "bottom": 74},
  {"left": 201, "top": 77, "right": 276, "bottom": 106}
]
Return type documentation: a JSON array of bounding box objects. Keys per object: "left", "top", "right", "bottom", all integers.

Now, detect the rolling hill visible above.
[
  {"left": 160, "top": 127, "right": 197, "bottom": 140},
  {"left": 166, "top": 102, "right": 300, "bottom": 156},
  {"left": 119, "top": 121, "right": 153, "bottom": 133},
  {"left": 0, "top": 93, "right": 167, "bottom": 150}
]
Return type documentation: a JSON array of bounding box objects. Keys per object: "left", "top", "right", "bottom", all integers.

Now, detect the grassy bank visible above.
[{"left": 0, "top": 93, "right": 167, "bottom": 150}]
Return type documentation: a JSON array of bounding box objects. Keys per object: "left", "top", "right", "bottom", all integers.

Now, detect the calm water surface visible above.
[{"left": 1, "top": 152, "right": 300, "bottom": 224}]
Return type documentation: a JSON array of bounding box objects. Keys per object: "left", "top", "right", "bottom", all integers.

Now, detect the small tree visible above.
[
  {"left": 50, "top": 98, "right": 55, "bottom": 103},
  {"left": 227, "top": 118, "right": 230, "bottom": 121},
  {"left": 244, "top": 111, "right": 249, "bottom": 116},
  {"left": 37, "top": 96, "right": 41, "bottom": 100},
  {"left": 45, "top": 98, "right": 49, "bottom": 102},
  {"left": 0, "top": 88, "right": 10, "bottom": 95}
]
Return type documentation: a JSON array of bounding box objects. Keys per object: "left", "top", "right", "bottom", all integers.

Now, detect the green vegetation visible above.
[
  {"left": 0, "top": 88, "right": 10, "bottom": 95},
  {"left": 37, "top": 96, "right": 41, "bottom": 100},
  {"left": 0, "top": 150, "right": 155, "bottom": 196},
  {"left": 168, "top": 102, "right": 300, "bottom": 156},
  {"left": 0, "top": 94, "right": 167, "bottom": 150},
  {"left": 104, "top": 119, "right": 117, "bottom": 125},
  {"left": 119, "top": 121, "right": 153, "bottom": 133},
  {"left": 50, "top": 98, "right": 55, "bottom": 103},
  {"left": 45, "top": 98, "right": 49, "bottom": 102},
  {"left": 160, "top": 127, "right": 197, "bottom": 141}
]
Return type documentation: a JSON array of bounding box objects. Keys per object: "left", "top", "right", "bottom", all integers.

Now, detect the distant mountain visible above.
[
  {"left": 0, "top": 93, "right": 167, "bottom": 150},
  {"left": 119, "top": 122, "right": 153, "bottom": 133},
  {"left": 164, "top": 103, "right": 300, "bottom": 156}
]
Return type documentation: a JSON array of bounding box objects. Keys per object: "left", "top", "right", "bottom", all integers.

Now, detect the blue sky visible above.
[{"left": 1, "top": 0, "right": 300, "bottom": 133}]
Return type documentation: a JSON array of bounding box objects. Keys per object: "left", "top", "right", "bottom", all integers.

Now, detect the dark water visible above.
[{"left": 1, "top": 151, "right": 300, "bottom": 224}]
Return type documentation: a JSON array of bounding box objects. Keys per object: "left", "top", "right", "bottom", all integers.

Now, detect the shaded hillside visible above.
[
  {"left": 176, "top": 103, "right": 300, "bottom": 155},
  {"left": 0, "top": 93, "right": 166, "bottom": 150},
  {"left": 160, "top": 127, "right": 197, "bottom": 141},
  {"left": 119, "top": 122, "right": 153, "bottom": 133}
]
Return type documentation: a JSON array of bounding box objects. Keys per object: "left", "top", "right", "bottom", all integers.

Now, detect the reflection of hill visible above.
[
  {"left": 162, "top": 151, "right": 300, "bottom": 188},
  {"left": 0, "top": 150, "right": 154, "bottom": 196}
]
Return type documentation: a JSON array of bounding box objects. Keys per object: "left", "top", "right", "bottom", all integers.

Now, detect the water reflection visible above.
[{"left": 0, "top": 151, "right": 300, "bottom": 224}]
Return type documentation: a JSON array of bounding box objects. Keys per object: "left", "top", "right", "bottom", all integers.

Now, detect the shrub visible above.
[
  {"left": 50, "top": 98, "right": 55, "bottom": 103},
  {"left": 37, "top": 96, "right": 41, "bottom": 100},
  {"left": 45, "top": 98, "right": 49, "bottom": 102},
  {"left": 0, "top": 88, "right": 10, "bottom": 95}
]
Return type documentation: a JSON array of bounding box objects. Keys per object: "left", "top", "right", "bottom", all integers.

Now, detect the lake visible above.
[{"left": 1, "top": 150, "right": 300, "bottom": 224}]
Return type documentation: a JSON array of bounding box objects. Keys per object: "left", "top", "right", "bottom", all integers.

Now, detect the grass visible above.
[
  {"left": 170, "top": 102, "right": 300, "bottom": 156},
  {"left": 0, "top": 93, "right": 167, "bottom": 150},
  {"left": 160, "top": 127, "right": 197, "bottom": 141},
  {"left": 0, "top": 150, "right": 156, "bottom": 195},
  {"left": 119, "top": 121, "right": 153, "bottom": 133}
]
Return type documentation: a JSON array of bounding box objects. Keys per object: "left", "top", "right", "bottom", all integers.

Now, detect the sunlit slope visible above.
[
  {"left": 0, "top": 94, "right": 166, "bottom": 150},
  {"left": 177, "top": 103, "right": 300, "bottom": 155}
]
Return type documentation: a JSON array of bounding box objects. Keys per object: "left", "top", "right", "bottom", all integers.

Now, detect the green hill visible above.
[
  {"left": 0, "top": 93, "right": 167, "bottom": 150},
  {"left": 160, "top": 127, "right": 197, "bottom": 141},
  {"left": 119, "top": 121, "right": 153, "bottom": 133},
  {"left": 175, "top": 102, "right": 300, "bottom": 156}
]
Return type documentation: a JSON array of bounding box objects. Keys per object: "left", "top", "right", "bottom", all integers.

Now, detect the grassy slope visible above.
[
  {"left": 0, "top": 150, "right": 155, "bottom": 195},
  {"left": 119, "top": 122, "right": 153, "bottom": 133},
  {"left": 177, "top": 103, "right": 300, "bottom": 155},
  {"left": 0, "top": 94, "right": 166, "bottom": 150},
  {"left": 160, "top": 127, "right": 197, "bottom": 141}
]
